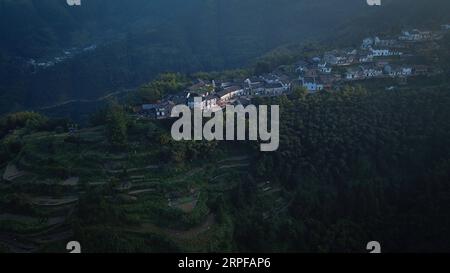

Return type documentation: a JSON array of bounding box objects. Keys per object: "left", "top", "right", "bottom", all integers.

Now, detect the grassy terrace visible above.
[{"left": 0, "top": 118, "right": 264, "bottom": 252}]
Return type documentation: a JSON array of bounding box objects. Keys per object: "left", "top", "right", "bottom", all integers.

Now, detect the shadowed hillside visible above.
[{"left": 1, "top": 0, "right": 449, "bottom": 115}]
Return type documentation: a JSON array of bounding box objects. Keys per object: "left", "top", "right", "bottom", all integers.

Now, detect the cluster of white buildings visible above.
[
  {"left": 398, "top": 29, "right": 436, "bottom": 42},
  {"left": 138, "top": 75, "right": 291, "bottom": 119},
  {"left": 297, "top": 27, "right": 447, "bottom": 89},
  {"left": 345, "top": 63, "right": 417, "bottom": 81},
  {"left": 137, "top": 26, "right": 448, "bottom": 117},
  {"left": 341, "top": 28, "right": 446, "bottom": 81},
  {"left": 297, "top": 38, "right": 404, "bottom": 91},
  {"left": 27, "top": 44, "right": 98, "bottom": 72}
]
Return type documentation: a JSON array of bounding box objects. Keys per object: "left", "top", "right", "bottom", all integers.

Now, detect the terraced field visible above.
[{"left": 0, "top": 121, "right": 256, "bottom": 252}]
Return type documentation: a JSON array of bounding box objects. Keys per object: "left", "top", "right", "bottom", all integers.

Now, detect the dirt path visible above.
[
  {"left": 61, "top": 177, "right": 79, "bottom": 186},
  {"left": 2, "top": 164, "right": 26, "bottom": 181},
  {"left": 218, "top": 156, "right": 249, "bottom": 163},
  {"left": 128, "top": 188, "right": 155, "bottom": 195},
  {"left": 37, "top": 88, "right": 134, "bottom": 111},
  {"left": 127, "top": 214, "right": 215, "bottom": 240},
  {"left": 106, "top": 165, "right": 160, "bottom": 174},
  {"left": 218, "top": 163, "right": 250, "bottom": 170},
  {"left": 31, "top": 196, "right": 78, "bottom": 206}
]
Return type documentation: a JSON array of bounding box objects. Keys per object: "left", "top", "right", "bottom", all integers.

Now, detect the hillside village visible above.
[
  {"left": 137, "top": 25, "right": 449, "bottom": 120},
  {"left": 1, "top": 25, "right": 450, "bottom": 253}
]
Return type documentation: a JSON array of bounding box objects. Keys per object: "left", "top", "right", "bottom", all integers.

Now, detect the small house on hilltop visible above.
[{"left": 140, "top": 101, "right": 175, "bottom": 119}]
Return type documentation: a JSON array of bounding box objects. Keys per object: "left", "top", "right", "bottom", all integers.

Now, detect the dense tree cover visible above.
[
  {"left": 105, "top": 101, "right": 128, "bottom": 148},
  {"left": 0, "top": 111, "right": 69, "bottom": 165},
  {"left": 230, "top": 86, "right": 450, "bottom": 252},
  {"left": 253, "top": 42, "right": 329, "bottom": 76},
  {"left": 63, "top": 84, "right": 450, "bottom": 253},
  {"left": 133, "top": 73, "right": 189, "bottom": 104},
  {"left": 0, "top": 112, "right": 47, "bottom": 137}
]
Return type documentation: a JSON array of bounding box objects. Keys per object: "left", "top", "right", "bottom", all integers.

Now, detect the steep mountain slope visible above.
[
  {"left": 1, "top": 0, "right": 366, "bottom": 113},
  {"left": 0, "top": 0, "right": 449, "bottom": 115}
]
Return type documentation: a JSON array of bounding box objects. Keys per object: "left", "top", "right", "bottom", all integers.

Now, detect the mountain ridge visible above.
[{"left": 1, "top": 0, "right": 449, "bottom": 116}]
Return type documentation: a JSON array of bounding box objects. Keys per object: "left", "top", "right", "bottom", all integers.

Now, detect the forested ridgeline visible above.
[
  {"left": 232, "top": 87, "right": 450, "bottom": 252},
  {"left": 1, "top": 84, "right": 450, "bottom": 252}
]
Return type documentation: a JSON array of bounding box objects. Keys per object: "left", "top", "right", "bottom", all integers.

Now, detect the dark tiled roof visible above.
[{"left": 265, "top": 82, "right": 284, "bottom": 88}]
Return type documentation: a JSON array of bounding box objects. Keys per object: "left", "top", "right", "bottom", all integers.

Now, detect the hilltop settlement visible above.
[{"left": 136, "top": 26, "right": 449, "bottom": 119}]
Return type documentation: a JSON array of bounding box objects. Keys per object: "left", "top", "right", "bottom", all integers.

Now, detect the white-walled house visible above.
[
  {"left": 358, "top": 53, "right": 374, "bottom": 63},
  {"left": 244, "top": 78, "right": 266, "bottom": 95},
  {"left": 187, "top": 94, "right": 220, "bottom": 111},
  {"left": 336, "top": 56, "right": 353, "bottom": 66},
  {"left": 217, "top": 86, "right": 244, "bottom": 102},
  {"left": 263, "top": 82, "right": 289, "bottom": 96},
  {"left": 318, "top": 62, "right": 332, "bottom": 73},
  {"left": 370, "top": 48, "right": 402, "bottom": 58},
  {"left": 361, "top": 37, "right": 374, "bottom": 49},
  {"left": 345, "top": 68, "right": 362, "bottom": 80},
  {"left": 399, "top": 29, "right": 433, "bottom": 42},
  {"left": 402, "top": 67, "right": 413, "bottom": 76},
  {"left": 187, "top": 95, "right": 204, "bottom": 109},
  {"left": 141, "top": 102, "right": 174, "bottom": 119},
  {"left": 155, "top": 102, "right": 174, "bottom": 119},
  {"left": 361, "top": 66, "right": 383, "bottom": 78},
  {"left": 260, "top": 74, "right": 280, "bottom": 84},
  {"left": 389, "top": 67, "right": 413, "bottom": 77},
  {"left": 301, "top": 77, "right": 324, "bottom": 92},
  {"left": 374, "top": 37, "right": 397, "bottom": 47},
  {"left": 371, "top": 48, "right": 392, "bottom": 57},
  {"left": 203, "top": 95, "right": 218, "bottom": 110},
  {"left": 320, "top": 66, "right": 332, "bottom": 73}
]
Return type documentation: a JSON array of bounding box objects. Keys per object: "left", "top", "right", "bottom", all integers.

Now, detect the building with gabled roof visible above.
[{"left": 301, "top": 77, "right": 324, "bottom": 92}]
